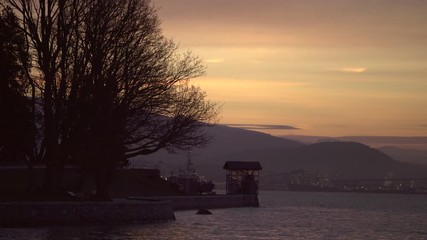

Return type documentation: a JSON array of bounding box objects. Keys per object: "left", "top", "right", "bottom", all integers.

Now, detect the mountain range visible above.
[
  {"left": 130, "top": 125, "right": 427, "bottom": 184},
  {"left": 377, "top": 146, "right": 427, "bottom": 165}
]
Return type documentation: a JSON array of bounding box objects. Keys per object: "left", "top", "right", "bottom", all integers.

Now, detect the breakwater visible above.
[{"left": 0, "top": 195, "right": 259, "bottom": 227}]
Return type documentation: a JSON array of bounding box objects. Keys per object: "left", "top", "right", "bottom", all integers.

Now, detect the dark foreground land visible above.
[
  {"left": 0, "top": 167, "right": 261, "bottom": 226},
  {"left": 0, "top": 167, "right": 182, "bottom": 202}
]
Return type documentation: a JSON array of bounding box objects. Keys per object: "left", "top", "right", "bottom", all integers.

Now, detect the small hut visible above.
[{"left": 223, "top": 161, "right": 262, "bottom": 195}]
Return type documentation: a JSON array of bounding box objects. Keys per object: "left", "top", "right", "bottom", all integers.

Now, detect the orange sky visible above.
[{"left": 152, "top": 0, "right": 427, "bottom": 137}]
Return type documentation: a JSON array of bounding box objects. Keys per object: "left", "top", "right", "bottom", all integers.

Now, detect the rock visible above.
[{"left": 196, "top": 209, "right": 212, "bottom": 215}]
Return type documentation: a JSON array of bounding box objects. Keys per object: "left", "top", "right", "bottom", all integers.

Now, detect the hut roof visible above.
[{"left": 223, "top": 161, "right": 262, "bottom": 170}]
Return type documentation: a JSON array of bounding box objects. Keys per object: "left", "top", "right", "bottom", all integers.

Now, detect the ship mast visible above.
[{"left": 186, "top": 151, "right": 195, "bottom": 174}]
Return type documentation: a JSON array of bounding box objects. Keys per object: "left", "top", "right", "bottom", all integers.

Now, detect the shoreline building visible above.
[{"left": 223, "top": 161, "right": 262, "bottom": 195}]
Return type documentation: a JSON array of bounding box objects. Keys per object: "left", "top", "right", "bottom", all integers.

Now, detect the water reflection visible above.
[{"left": 2, "top": 191, "right": 427, "bottom": 240}]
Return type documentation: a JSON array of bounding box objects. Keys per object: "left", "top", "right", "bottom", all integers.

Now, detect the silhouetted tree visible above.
[
  {"left": 4, "top": 0, "right": 85, "bottom": 193},
  {"left": 0, "top": 7, "right": 35, "bottom": 164},
  {"left": 5, "top": 0, "right": 218, "bottom": 199}
]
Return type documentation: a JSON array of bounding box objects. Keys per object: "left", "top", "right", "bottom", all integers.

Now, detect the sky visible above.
[{"left": 151, "top": 0, "right": 427, "bottom": 137}]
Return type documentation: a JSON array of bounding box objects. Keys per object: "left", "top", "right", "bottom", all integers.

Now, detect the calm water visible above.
[{"left": 1, "top": 191, "right": 427, "bottom": 240}]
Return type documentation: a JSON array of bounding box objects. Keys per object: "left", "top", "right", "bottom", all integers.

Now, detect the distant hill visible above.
[
  {"left": 198, "top": 125, "right": 302, "bottom": 155},
  {"left": 281, "top": 135, "right": 427, "bottom": 151},
  {"left": 263, "top": 142, "right": 427, "bottom": 178},
  {"left": 131, "top": 126, "right": 427, "bottom": 185},
  {"left": 378, "top": 146, "right": 427, "bottom": 165},
  {"left": 199, "top": 141, "right": 427, "bottom": 182},
  {"left": 130, "top": 125, "right": 302, "bottom": 175}
]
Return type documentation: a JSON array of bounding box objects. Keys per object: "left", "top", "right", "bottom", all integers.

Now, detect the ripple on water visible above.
[{"left": 1, "top": 191, "right": 427, "bottom": 240}]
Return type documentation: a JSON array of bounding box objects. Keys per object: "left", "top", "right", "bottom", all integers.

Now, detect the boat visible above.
[{"left": 167, "top": 152, "right": 215, "bottom": 195}]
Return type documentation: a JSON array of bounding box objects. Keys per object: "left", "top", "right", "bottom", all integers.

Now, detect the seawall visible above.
[
  {"left": 0, "top": 199, "right": 175, "bottom": 227},
  {"left": 0, "top": 195, "right": 259, "bottom": 227},
  {"left": 129, "top": 194, "right": 260, "bottom": 211}
]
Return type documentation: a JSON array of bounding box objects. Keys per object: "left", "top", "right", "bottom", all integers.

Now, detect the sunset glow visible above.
[
  {"left": 153, "top": 0, "right": 427, "bottom": 137},
  {"left": 334, "top": 68, "right": 367, "bottom": 73}
]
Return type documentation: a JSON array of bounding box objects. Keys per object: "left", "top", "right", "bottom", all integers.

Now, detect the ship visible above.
[{"left": 167, "top": 152, "right": 215, "bottom": 195}]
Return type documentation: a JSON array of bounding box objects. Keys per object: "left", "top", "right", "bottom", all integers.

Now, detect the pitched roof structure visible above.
[{"left": 223, "top": 161, "right": 262, "bottom": 170}]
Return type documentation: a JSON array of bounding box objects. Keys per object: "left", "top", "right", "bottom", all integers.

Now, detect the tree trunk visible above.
[
  {"left": 94, "top": 163, "right": 115, "bottom": 201},
  {"left": 26, "top": 158, "right": 34, "bottom": 193}
]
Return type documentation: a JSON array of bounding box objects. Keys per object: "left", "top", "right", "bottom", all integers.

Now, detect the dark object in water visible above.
[{"left": 196, "top": 209, "right": 212, "bottom": 215}]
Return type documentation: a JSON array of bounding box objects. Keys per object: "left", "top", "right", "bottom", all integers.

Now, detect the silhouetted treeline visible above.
[
  {"left": 0, "top": 7, "right": 36, "bottom": 164},
  {"left": 1, "top": 0, "right": 218, "bottom": 199}
]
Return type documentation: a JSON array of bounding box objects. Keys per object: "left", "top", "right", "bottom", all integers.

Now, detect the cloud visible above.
[
  {"left": 226, "top": 124, "right": 300, "bottom": 130},
  {"left": 206, "top": 58, "right": 225, "bottom": 64},
  {"left": 333, "top": 67, "right": 367, "bottom": 73},
  {"left": 154, "top": 0, "right": 427, "bottom": 48}
]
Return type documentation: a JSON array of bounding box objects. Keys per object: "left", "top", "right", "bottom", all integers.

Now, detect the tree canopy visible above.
[
  {"left": 3, "top": 0, "right": 219, "bottom": 198},
  {"left": 0, "top": 7, "right": 35, "bottom": 163}
]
